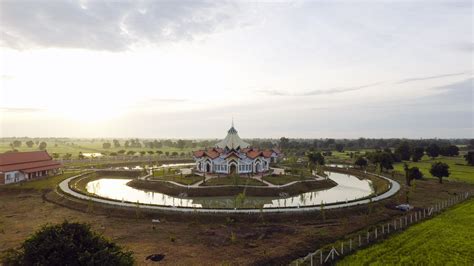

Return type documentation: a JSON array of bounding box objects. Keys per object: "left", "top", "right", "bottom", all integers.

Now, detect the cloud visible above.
[
  {"left": 396, "top": 72, "right": 470, "bottom": 84},
  {"left": 0, "top": 1, "right": 239, "bottom": 51},
  {"left": 0, "top": 107, "right": 45, "bottom": 113},
  {"left": 258, "top": 82, "right": 383, "bottom": 97}
]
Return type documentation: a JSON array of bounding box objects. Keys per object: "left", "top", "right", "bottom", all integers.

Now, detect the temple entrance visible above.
[
  {"left": 255, "top": 162, "right": 261, "bottom": 173},
  {"left": 230, "top": 164, "right": 237, "bottom": 175},
  {"left": 206, "top": 163, "right": 211, "bottom": 173}
]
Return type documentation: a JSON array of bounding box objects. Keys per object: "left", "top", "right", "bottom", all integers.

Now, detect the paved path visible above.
[{"left": 58, "top": 171, "right": 400, "bottom": 214}]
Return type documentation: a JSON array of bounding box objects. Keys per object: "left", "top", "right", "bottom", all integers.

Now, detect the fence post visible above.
[
  {"left": 310, "top": 253, "right": 313, "bottom": 266},
  {"left": 405, "top": 215, "right": 408, "bottom": 226},
  {"left": 382, "top": 224, "right": 384, "bottom": 234},
  {"left": 341, "top": 241, "right": 344, "bottom": 255},
  {"left": 400, "top": 218, "right": 403, "bottom": 228},
  {"left": 410, "top": 214, "right": 413, "bottom": 223},
  {"left": 359, "top": 234, "right": 361, "bottom": 247},
  {"left": 387, "top": 223, "right": 390, "bottom": 234},
  {"left": 394, "top": 220, "right": 397, "bottom": 230},
  {"left": 350, "top": 239, "right": 352, "bottom": 251},
  {"left": 367, "top": 231, "right": 370, "bottom": 243},
  {"left": 320, "top": 250, "right": 323, "bottom": 265}
]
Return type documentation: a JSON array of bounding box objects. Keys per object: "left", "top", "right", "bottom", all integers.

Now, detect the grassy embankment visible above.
[
  {"left": 202, "top": 176, "right": 266, "bottom": 186},
  {"left": 339, "top": 198, "right": 474, "bottom": 265},
  {"left": 263, "top": 175, "right": 316, "bottom": 185}
]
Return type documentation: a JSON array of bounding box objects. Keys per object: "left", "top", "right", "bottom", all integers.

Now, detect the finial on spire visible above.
[{"left": 232, "top": 117, "right": 234, "bottom": 128}]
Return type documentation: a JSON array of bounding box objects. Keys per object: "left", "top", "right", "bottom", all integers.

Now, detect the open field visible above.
[
  {"left": 393, "top": 155, "right": 473, "bottom": 184},
  {"left": 339, "top": 198, "right": 474, "bottom": 265},
  {"left": 0, "top": 138, "right": 202, "bottom": 157}
]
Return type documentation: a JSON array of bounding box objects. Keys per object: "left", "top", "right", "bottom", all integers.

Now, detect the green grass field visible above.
[
  {"left": 0, "top": 138, "right": 201, "bottom": 157},
  {"left": 339, "top": 198, "right": 474, "bottom": 265},
  {"left": 394, "top": 155, "right": 473, "bottom": 184}
]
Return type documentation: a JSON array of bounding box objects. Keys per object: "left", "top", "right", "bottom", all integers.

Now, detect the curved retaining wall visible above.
[{"left": 58, "top": 172, "right": 400, "bottom": 214}]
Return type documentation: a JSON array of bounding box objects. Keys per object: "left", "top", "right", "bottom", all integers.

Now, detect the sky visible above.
[{"left": 0, "top": 0, "right": 473, "bottom": 139}]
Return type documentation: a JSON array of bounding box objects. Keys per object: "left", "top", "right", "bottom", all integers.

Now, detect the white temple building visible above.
[{"left": 193, "top": 124, "right": 281, "bottom": 175}]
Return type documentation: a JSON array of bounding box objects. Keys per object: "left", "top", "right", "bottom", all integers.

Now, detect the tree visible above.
[
  {"left": 147, "top": 151, "right": 154, "bottom": 155},
  {"left": 425, "top": 143, "right": 440, "bottom": 159},
  {"left": 126, "top": 151, "right": 135, "bottom": 156},
  {"left": 279, "top": 137, "right": 290, "bottom": 150},
  {"left": 51, "top": 153, "right": 60, "bottom": 159},
  {"left": 367, "top": 151, "right": 393, "bottom": 172},
  {"left": 139, "top": 151, "right": 146, "bottom": 156},
  {"left": 113, "top": 139, "right": 121, "bottom": 148},
  {"left": 12, "top": 140, "right": 22, "bottom": 148},
  {"left": 395, "top": 141, "right": 411, "bottom": 161},
  {"left": 26, "top": 140, "right": 34, "bottom": 148},
  {"left": 439, "top": 145, "right": 459, "bottom": 157},
  {"left": 354, "top": 157, "right": 368, "bottom": 169},
  {"left": 307, "top": 152, "right": 325, "bottom": 169},
  {"left": 176, "top": 139, "right": 186, "bottom": 150},
  {"left": 38, "top": 142, "right": 47, "bottom": 150},
  {"left": 430, "top": 162, "right": 450, "bottom": 183},
  {"left": 411, "top": 147, "right": 424, "bottom": 162},
  {"left": 335, "top": 143, "right": 344, "bottom": 152},
  {"left": 406, "top": 166, "right": 423, "bottom": 186},
  {"left": 464, "top": 151, "right": 474, "bottom": 166},
  {"left": 102, "top": 143, "right": 111, "bottom": 149},
  {"left": 1, "top": 221, "right": 133, "bottom": 265}
]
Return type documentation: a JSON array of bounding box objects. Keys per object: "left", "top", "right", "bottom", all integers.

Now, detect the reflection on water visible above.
[{"left": 86, "top": 172, "right": 373, "bottom": 209}]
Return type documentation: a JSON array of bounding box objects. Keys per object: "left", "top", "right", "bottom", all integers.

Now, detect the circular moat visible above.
[{"left": 59, "top": 169, "right": 400, "bottom": 214}]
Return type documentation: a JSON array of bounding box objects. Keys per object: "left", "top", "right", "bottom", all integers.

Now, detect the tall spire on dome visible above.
[{"left": 215, "top": 118, "right": 250, "bottom": 150}]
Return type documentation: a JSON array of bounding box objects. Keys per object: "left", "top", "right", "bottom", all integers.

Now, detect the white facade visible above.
[{"left": 193, "top": 125, "right": 278, "bottom": 175}]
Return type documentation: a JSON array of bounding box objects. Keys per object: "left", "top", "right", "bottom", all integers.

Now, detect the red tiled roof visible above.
[
  {"left": 262, "top": 150, "right": 273, "bottom": 158},
  {"left": 0, "top": 151, "right": 62, "bottom": 172},
  {"left": 0, "top": 151, "right": 52, "bottom": 166},
  {"left": 246, "top": 150, "right": 261, "bottom": 159},
  {"left": 193, "top": 150, "right": 205, "bottom": 158},
  {"left": 205, "top": 149, "right": 220, "bottom": 159}
]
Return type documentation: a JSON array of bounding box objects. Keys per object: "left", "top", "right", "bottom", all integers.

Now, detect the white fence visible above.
[{"left": 293, "top": 191, "right": 472, "bottom": 265}]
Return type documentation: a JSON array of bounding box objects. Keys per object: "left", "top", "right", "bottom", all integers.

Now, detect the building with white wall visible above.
[{"left": 193, "top": 124, "right": 281, "bottom": 175}]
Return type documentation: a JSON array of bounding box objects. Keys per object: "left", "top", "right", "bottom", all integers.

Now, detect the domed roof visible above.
[{"left": 215, "top": 123, "right": 250, "bottom": 150}]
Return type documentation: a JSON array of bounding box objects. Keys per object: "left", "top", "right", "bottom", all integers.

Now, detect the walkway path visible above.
[{"left": 58, "top": 171, "right": 400, "bottom": 214}]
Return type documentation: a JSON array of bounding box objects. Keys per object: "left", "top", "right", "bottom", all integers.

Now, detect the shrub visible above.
[{"left": 1, "top": 221, "right": 134, "bottom": 266}]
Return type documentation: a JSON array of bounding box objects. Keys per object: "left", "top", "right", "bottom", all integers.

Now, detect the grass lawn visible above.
[
  {"left": 202, "top": 176, "right": 266, "bottom": 186},
  {"left": 339, "top": 198, "right": 474, "bottom": 265},
  {"left": 394, "top": 155, "right": 473, "bottom": 184},
  {"left": 4, "top": 171, "right": 83, "bottom": 190},
  {"left": 263, "top": 175, "right": 314, "bottom": 185},
  {"left": 150, "top": 174, "right": 203, "bottom": 185}
]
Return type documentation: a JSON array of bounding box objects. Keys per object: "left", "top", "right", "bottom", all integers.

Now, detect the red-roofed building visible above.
[
  {"left": 0, "top": 151, "right": 62, "bottom": 185},
  {"left": 193, "top": 123, "right": 282, "bottom": 175}
]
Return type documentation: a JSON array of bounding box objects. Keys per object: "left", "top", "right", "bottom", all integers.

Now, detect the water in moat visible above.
[{"left": 86, "top": 172, "right": 374, "bottom": 209}]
